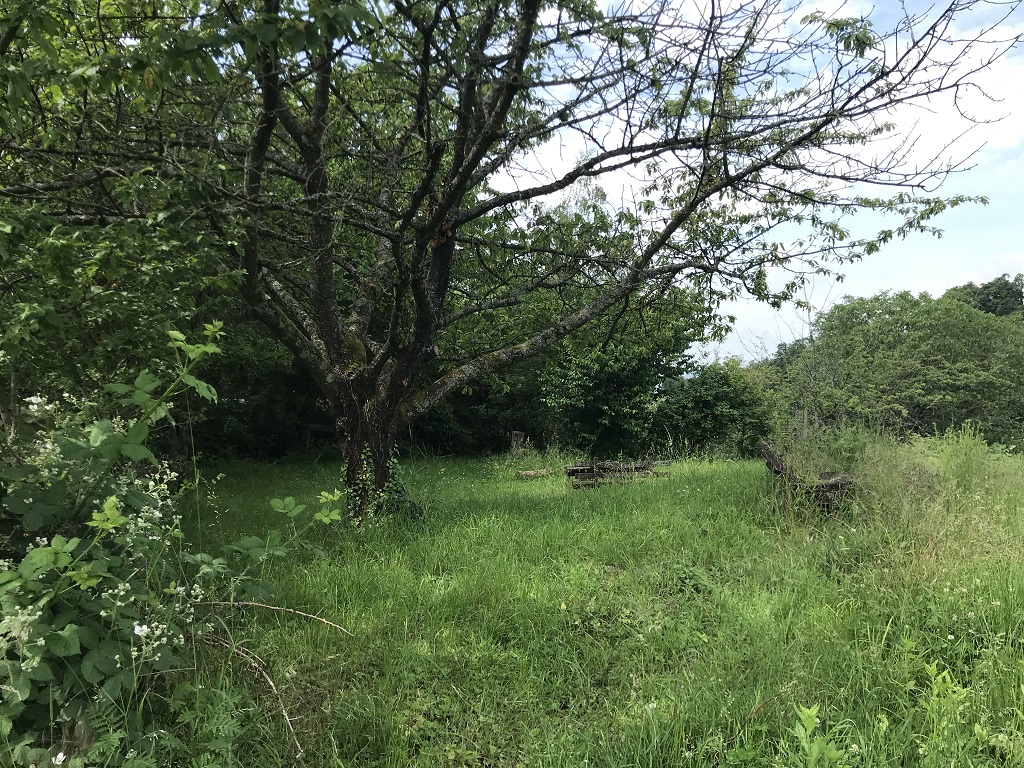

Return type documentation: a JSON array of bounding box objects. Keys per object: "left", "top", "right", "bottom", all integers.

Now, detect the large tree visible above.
[{"left": 2, "top": 0, "right": 1019, "bottom": 508}]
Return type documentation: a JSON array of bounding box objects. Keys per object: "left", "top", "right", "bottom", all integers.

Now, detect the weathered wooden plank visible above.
[
  {"left": 756, "top": 441, "right": 855, "bottom": 514},
  {"left": 565, "top": 459, "right": 669, "bottom": 489},
  {"left": 516, "top": 468, "right": 551, "bottom": 480}
]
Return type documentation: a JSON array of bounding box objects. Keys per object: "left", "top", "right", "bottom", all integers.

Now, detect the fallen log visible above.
[{"left": 565, "top": 460, "right": 668, "bottom": 488}]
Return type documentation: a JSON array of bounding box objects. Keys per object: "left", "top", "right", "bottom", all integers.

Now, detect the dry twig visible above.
[{"left": 201, "top": 600, "right": 355, "bottom": 636}]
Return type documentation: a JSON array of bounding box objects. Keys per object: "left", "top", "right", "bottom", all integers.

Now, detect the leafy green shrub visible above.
[
  {"left": 0, "top": 327, "right": 221, "bottom": 761},
  {"left": 0, "top": 325, "right": 342, "bottom": 766}
]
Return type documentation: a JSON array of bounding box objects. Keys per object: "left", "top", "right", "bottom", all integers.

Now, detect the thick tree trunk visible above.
[{"left": 337, "top": 394, "right": 402, "bottom": 522}]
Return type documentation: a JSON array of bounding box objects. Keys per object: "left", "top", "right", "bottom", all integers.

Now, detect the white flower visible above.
[
  {"left": 134, "top": 623, "right": 150, "bottom": 637},
  {"left": 52, "top": 752, "right": 67, "bottom": 765}
]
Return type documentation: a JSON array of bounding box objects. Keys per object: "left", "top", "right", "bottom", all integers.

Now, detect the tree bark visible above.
[{"left": 335, "top": 383, "right": 404, "bottom": 520}]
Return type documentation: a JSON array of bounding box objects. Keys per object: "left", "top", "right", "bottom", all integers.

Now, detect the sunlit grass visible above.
[{"left": 193, "top": 431, "right": 1024, "bottom": 766}]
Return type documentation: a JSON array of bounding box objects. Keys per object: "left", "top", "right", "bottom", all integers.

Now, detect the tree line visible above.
[{"left": 764, "top": 274, "right": 1024, "bottom": 449}]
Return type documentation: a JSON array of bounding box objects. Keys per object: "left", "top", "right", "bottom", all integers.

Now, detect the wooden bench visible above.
[{"left": 755, "top": 441, "right": 854, "bottom": 514}]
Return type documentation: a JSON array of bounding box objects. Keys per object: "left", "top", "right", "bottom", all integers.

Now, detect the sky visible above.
[
  {"left": 706, "top": 0, "right": 1024, "bottom": 360},
  {"left": 488, "top": 0, "right": 1024, "bottom": 361}
]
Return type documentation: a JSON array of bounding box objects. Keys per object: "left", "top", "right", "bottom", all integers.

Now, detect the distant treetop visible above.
[{"left": 943, "top": 273, "right": 1024, "bottom": 317}]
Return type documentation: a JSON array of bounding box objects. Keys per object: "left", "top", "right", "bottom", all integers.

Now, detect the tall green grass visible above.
[{"left": 190, "top": 430, "right": 1024, "bottom": 766}]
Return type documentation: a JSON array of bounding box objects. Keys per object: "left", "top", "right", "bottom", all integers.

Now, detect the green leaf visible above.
[
  {"left": 130, "top": 388, "right": 153, "bottom": 406},
  {"left": 87, "top": 496, "right": 128, "bottom": 531},
  {"left": 89, "top": 419, "right": 114, "bottom": 447},
  {"left": 182, "top": 374, "right": 217, "bottom": 402},
  {"left": 120, "top": 443, "right": 157, "bottom": 464},
  {"left": 0, "top": 571, "right": 21, "bottom": 595},
  {"left": 6, "top": 668, "right": 31, "bottom": 703},
  {"left": 27, "top": 660, "right": 54, "bottom": 683},
  {"left": 80, "top": 650, "right": 104, "bottom": 684},
  {"left": 256, "top": 22, "right": 278, "bottom": 43},
  {"left": 101, "top": 673, "right": 123, "bottom": 700},
  {"left": 77, "top": 625, "right": 100, "bottom": 649},
  {"left": 69, "top": 564, "right": 104, "bottom": 590},
  {"left": 133, "top": 369, "right": 161, "bottom": 393},
  {"left": 125, "top": 420, "right": 150, "bottom": 444},
  {"left": 69, "top": 64, "right": 99, "bottom": 79},
  {"left": 148, "top": 403, "right": 172, "bottom": 424},
  {"left": 271, "top": 496, "right": 305, "bottom": 517},
  {"left": 18, "top": 547, "right": 57, "bottom": 580},
  {"left": 55, "top": 435, "right": 92, "bottom": 461},
  {"left": 96, "top": 435, "right": 126, "bottom": 460},
  {"left": 0, "top": 465, "right": 36, "bottom": 482},
  {"left": 123, "top": 487, "right": 157, "bottom": 511},
  {"left": 46, "top": 625, "right": 82, "bottom": 658},
  {"left": 314, "top": 507, "right": 342, "bottom": 524}
]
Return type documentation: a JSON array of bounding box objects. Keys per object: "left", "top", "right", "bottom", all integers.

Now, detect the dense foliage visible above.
[
  {"left": 0, "top": 329, "right": 355, "bottom": 764},
  {"left": 0, "top": 330, "right": 232, "bottom": 763},
  {"left": 649, "top": 359, "right": 774, "bottom": 457},
  {"left": 943, "top": 273, "right": 1024, "bottom": 318},
  {"left": 0, "top": 221, "right": 228, "bottom": 450},
  {"left": 767, "top": 291, "right": 1024, "bottom": 447}
]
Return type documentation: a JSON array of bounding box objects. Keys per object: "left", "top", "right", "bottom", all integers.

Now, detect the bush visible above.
[
  {"left": 649, "top": 359, "right": 773, "bottom": 458},
  {"left": 0, "top": 326, "right": 345, "bottom": 766}
]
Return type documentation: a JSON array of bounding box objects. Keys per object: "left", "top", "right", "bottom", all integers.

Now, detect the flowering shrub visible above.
[{"left": 0, "top": 325, "right": 309, "bottom": 766}]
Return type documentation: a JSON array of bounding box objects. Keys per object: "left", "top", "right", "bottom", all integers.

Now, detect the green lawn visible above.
[{"left": 193, "top": 434, "right": 1024, "bottom": 767}]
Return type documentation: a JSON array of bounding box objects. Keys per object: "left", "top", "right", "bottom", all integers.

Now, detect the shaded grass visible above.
[{"left": 193, "top": 433, "right": 1024, "bottom": 766}]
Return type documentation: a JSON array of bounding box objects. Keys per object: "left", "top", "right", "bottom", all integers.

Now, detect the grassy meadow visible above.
[{"left": 189, "top": 431, "right": 1024, "bottom": 767}]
